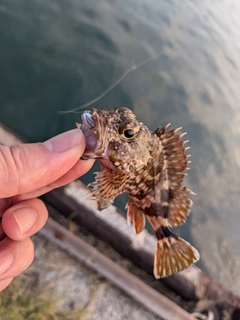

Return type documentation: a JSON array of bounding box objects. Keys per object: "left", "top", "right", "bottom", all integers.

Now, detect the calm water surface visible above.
[{"left": 1, "top": 0, "right": 240, "bottom": 294}]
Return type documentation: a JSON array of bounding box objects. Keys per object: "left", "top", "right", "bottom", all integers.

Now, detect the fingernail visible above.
[
  {"left": 0, "top": 249, "right": 14, "bottom": 274},
  {"left": 13, "top": 207, "right": 37, "bottom": 235},
  {"left": 43, "top": 129, "right": 83, "bottom": 153}
]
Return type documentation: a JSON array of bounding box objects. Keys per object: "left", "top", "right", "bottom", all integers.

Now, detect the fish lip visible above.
[
  {"left": 81, "top": 109, "right": 108, "bottom": 159},
  {"left": 81, "top": 111, "right": 95, "bottom": 128},
  {"left": 81, "top": 110, "right": 97, "bottom": 159}
]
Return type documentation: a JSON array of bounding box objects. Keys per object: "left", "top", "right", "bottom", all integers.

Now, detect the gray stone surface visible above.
[
  {"left": 26, "top": 229, "right": 162, "bottom": 320},
  {"left": 86, "top": 283, "right": 160, "bottom": 320}
]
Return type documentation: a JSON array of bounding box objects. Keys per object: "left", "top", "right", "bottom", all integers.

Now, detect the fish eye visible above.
[{"left": 122, "top": 128, "right": 136, "bottom": 139}]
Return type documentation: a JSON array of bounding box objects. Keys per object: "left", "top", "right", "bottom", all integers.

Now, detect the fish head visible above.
[{"left": 81, "top": 107, "right": 154, "bottom": 173}]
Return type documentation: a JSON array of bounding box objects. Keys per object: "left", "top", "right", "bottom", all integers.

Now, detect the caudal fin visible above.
[{"left": 153, "top": 235, "right": 199, "bottom": 278}]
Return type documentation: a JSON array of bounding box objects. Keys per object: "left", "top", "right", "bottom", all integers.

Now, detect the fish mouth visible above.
[
  {"left": 81, "top": 109, "right": 108, "bottom": 160},
  {"left": 81, "top": 111, "right": 95, "bottom": 129}
]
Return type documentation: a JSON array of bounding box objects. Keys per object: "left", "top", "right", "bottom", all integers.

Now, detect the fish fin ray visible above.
[
  {"left": 168, "top": 188, "right": 193, "bottom": 227},
  {"left": 96, "top": 199, "right": 114, "bottom": 211},
  {"left": 154, "top": 235, "right": 199, "bottom": 278},
  {"left": 147, "top": 216, "right": 199, "bottom": 277},
  {"left": 88, "top": 170, "right": 127, "bottom": 203},
  {"left": 155, "top": 125, "right": 195, "bottom": 227},
  {"left": 126, "top": 201, "right": 145, "bottom": 234}
]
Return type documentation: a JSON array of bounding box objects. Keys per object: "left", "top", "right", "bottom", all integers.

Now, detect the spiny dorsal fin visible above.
[{"left": 154, "top": 125, "right": 194, "bottom": 227}]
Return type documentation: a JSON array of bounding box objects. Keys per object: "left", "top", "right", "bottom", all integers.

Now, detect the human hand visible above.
[{"left": 0, "top": 129, "right": 94, "bottom": 291}]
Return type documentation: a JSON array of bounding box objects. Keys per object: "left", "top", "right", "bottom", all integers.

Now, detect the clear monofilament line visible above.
[{"left": 58, "top": 52, "right": 162, "bottom": 114}]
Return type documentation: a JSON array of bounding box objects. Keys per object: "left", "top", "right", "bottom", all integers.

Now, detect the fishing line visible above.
[{"left": 58, "top": 51, "right": 162, "bottom": 114}]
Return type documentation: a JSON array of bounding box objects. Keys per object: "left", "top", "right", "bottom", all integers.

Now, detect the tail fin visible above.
[{"left": 154, "top": 235, "right": 200, "bottom": 278}]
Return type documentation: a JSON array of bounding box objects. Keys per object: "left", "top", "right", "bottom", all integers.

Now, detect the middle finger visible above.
[{"left": 0, "top": 237, "right": 34, "bottom": 281}]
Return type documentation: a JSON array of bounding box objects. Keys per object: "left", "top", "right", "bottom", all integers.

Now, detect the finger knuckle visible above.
[{"left": 0, "top": 145, "right": 22, "bottom": 196}]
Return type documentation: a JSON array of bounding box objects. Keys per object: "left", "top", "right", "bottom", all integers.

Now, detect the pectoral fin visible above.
[
  {"left": 96, "top": 199, "right": 114, "bottom": 211},
  {"left": 87, "top": 170, "right": 128, "bottom": 208}
]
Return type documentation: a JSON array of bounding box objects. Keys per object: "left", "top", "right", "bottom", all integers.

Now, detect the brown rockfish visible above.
[{"left": 81, "top": 107, "right": 199, "bottom": 278}]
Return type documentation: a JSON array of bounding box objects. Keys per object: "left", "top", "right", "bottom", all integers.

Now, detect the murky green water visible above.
[{"left": 1, "top": 0, "right": 240, "bottom": 295}]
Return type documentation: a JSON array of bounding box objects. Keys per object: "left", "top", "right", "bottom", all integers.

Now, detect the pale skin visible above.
[{"left": 0, "top": 129, "right": 94, "bottom": 291}]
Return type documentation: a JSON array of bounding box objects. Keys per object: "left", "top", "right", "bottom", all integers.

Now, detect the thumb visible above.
[{"left": 0, "top": 129, "right": 85, "bottom": 198}]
